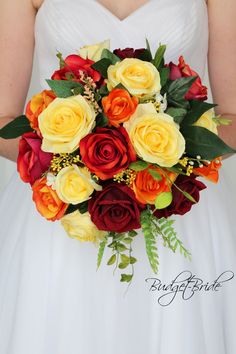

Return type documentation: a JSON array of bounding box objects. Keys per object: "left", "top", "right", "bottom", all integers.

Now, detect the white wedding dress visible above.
[{"left": 0, "top": 0, "right": 236, "bottom": 353}]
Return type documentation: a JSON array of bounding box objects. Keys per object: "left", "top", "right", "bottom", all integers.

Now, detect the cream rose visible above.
[
  {"left": 61, "top": 210, "right": 107, "bottom": 243},
  {"left": 38, "top": 95, "right": 96, "bottom": 153},
  {"left": 194, "top": 109, "right": 218, "bottom": 135},
  {"left": 78, "top": 39, "right": 110, "bottom": 62},
  {"left": 55, "top": 165, "right": 102, "bottom": 205},
  {"left": 107, "top": 58, "right": 161, "bottom": 96},
  {"left": 124, "top": 103, "right": 185, "bottom": 167}
]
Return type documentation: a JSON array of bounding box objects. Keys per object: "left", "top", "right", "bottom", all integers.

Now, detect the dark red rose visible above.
[
  {"left": 154, "top": 175, "right": 206, "bottom": 218},
  {"left": 113, "top": 48, "right": 145, "bottom": 59},
  {"left": 80, "top": 127, "right": 136, "bottom": 180},
  {"left": 88, "top": 183, "right": 145, "bottom": 232},
  {"left": 17, "top": 132, "right": 53, "bottom": 185},
  {"left": 51, "top": 54, "right": 102, "bottom": 85},
  {"left": 168, "top": 55, "right": 207, "bottom": 101}
]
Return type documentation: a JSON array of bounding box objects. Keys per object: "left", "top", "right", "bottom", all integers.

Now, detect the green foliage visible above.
[
  {"left": 182, "top": 100, "right": 217, "bottom": 126},
  {"left": 101, "top": 49, "right": 120, "bottom": 64},
  {"left": 155, "top": 192, "right": 173, "bottom": 210},
  {"left": 156, "top": 217, "right": 191, "bottom": 259},
  {"left": 0, "top": 115, "right": 33, "bottom": 139},
  {"left": 148, "top": 169, "right": 162, "bottom": 181},
  {"left": 56, "top": 52, "right": 66, "bottom": 69},
  {"left": 181, "top": 125, "right": 236, "bottom": 159},
  {"left": 96, "top": 113, "right": 109, "bottom": 127},
  {"left": 65, "top": 200, "right": 88, "bottom": 215},
  {"left": 46, "top": 79, "right": 84, "bottom": 98},
  {"left": 167, "top": 76, "right": 197, "bottom": 109},
  {"left": 97, "top": 235, "right": 108, "bottom": 270},
  {"left": 129, "top": 160, "right": 149, "bottom": 171},
  {"left": 137, "top": 49, "right": 153, "bottom": 62},
  {"left": 140, "top": 209, "right": 159, "bottom": 274},
  {"left": 160, "top": 67, "right": 170, "bottom": 87},
  {"left": 213, "top": 115, "right": 232, "bottom": 126},
  {"left": 166, "top": 107, "right": 187, "bottom": 124},
  {"left": 107, "top": 254, "right": 117, "bottom": 265},
  {"left": 120, "top": 274, "right": 133, "bottom": 282},
  {"left": 153, "top": 44, "right": 166, "bottom": 70},
  {"left": 91, "top": 58, "right": 111, "bottom": 78}
]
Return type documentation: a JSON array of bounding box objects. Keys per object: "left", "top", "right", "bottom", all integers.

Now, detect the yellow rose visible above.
[
  {"left": 194, "top": 109, "right": 218, "bottom": 135},
  {"left": 55, "top": 165, "right": 102, "bottom": 204},
  {"left": 61, "top": 210, "right": 107, "bottom": 243},
  {"left": 124, "top": 103, "right": 185, "bottom": 167},
  {"left": 38, "top": 95, "right": 96, "bottom": 153},
  {"left": 78, "top": 39, "right": 110, "bottom": 62},
  {"left": 107, "top": 58, "right": 161, "bottom": 96}
]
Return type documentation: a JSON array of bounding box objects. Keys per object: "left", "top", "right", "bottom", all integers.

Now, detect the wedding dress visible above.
[{"left": 0, "top": 0, "right": 236, "bottom": 353}]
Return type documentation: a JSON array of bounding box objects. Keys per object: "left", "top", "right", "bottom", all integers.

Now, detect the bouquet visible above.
[{"left": 1, "top": 40, "right": 235, "bottom": 283}]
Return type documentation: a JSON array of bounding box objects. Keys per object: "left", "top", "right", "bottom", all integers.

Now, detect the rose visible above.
[
  {"left": 193, "top": 109, "right": 218, "bottom": 134},
  {"left": 32, "top": 178, "right": 68, "bottom": 221},
  {"left": 55, "top": 165, "right": 102, "bottom": 204},
  {"left": 193, "top": 158, "right": 222, "bottom": 183},
  {"left": 38, "top": 95, "right": 96, "bottom": 153},
  {"left": 113, "top": 47, "right": 145, "bottom": 59},
  {"left": 107, "top": 58, "right": 161, "bottom": 96},
  {"left": 25, "top": 90, "right": 56, "bottom": 132},
  {"left": 124, "top": 103, "right": 185, "bottom": 167},
  {"left": 88, "top": 183, "right": 145, "bottom": 232},
  {"left": 51, "top": 54, "right": 101, "bottom": 84},
  {"left": 102, "top": 88, "right": 138, "bottom": 127},
  {"left": 168, "top": 56, "right": 207, "bottom": 101},
  {"left": 132, "top": 166, "right": 177, "bottom": 204},
  {"left": 61, "top": 210, "right": 107, "bottom": 243},
  {"left": 17, "top": 132, "right": 53, "bottom": 185},
  {"left": 80, "top": 127, "right": 136, "bottom": 180},
  {"left": 78, "top": 39, "right": 110, "bottom": 62},
  {"left": 154, "top": 175, "right": 206, "bottom": 218}
]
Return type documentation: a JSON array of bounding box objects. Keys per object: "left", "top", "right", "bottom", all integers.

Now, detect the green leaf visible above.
[
  {"left": 182, "top": 191, "right": 196, "bottom": 203},
  {"left": 65, "top": 200, "right": 88, "bottom": 215},
  {"left": 146, "top": 39, "right": 151, "bottom": 53},
  {"left": 96, "top": 113, "right": 108, "bottom": 127},
  {"left": 120, "top": 254, "right": 130, "bottom": 265},
  {"left": 167, "top": 76, "right": 197, "bottom": 102},
  {"left": 0, "top": 115, "right": 33, "bottom": 139},
  {"left": 148, "top": 169, "right": 162, "bottom": 181},
  {"left": 181, "top": 125, "right": 236, "bottom": 159},
  {"left": 129, "top": 160, "right": 149, "bottom": 171},
  {"left": 98, "top": 84, "right": 109, "bottom": 97},
  {"left": 130, "top": 257, "right": 137, "bottom": 264},
  {"left": 97, "top": 235, "right": 108, "bottom": 270},
  {"left": 182, "top": 100, "right": 217, "bottom": 126},
  {"left": 102, "top": 48, "right": 120, "bottom": 64},
  {"left": 128, "top": 230, "right": 138, "bottom": 237},
  {"left": 160, "top": 67, "right": 170, "bottom": 87},
  {"left": 120, "top": 274, "right": 133, "bottom": 282},
  {"left": 153, "top": 44, "right": 166, "bottom": 69},
  {"left": 91, "top": 58, "right": 112, "bottom": 78},
  {"left": 46, "top": 79, "right": 84, "bottom": 98},
  {"left": 166, "top": 107, "right": 187, "bottom": 124},
  {"left": 137, "top": 49, "right": 153, "bottom": 62},
  {"left": 155, "top": 192, "right": 173, "bottom": 210},
  {"left": 123, "top": 237, "right": 133, "bottom": 244},
  {"left": 116, "top": 243, "right": 128, "bottom": 252},
  {"left": 107, "top": 254, "right": 117, "bottom": 265}
]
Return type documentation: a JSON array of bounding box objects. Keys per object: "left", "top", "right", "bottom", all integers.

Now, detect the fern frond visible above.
[
  {"left": 157, "top": 217, "right": 191, "bottom": 260},
  {"left": 97, "top": 235, "right": 108, "bottom": 270},
  {"left": 141, "top": 209, "right": 159, "bottom": 274}
]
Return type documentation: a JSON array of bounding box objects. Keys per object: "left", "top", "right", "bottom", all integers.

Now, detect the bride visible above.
[{"left": 0, "top": 0, "right": 236, "bottom": 353}]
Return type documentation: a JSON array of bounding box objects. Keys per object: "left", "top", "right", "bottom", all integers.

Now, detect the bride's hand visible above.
[
  {"left": 0, "top": 0, "right": 37, "bottom": 162},
  {"left": 208, "top": 0, "right": 236, "bottom": 151}
]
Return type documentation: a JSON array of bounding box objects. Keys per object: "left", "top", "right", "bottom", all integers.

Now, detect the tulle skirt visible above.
[{"left": 0, "top": 157, "right": 236, "bottom": 354}]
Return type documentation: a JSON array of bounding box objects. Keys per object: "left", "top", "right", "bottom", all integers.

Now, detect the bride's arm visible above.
[
  {"left": 0, "top": 0, "right": 36, "bottom": 162},
  {"left": 207, "top": 0, "right": 236, "bottom": 149}
]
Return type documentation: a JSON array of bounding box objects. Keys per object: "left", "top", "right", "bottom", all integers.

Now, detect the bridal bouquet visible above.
[{"left": 1, "top": 40, "right": 235, "bottom": 283}]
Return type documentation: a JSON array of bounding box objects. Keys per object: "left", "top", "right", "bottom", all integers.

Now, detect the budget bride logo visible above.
[{"left": 145, "top": 270, "right": 234, "bottom": 306}]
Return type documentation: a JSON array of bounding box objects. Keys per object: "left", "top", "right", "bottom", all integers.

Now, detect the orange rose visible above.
[
  {"left": 26, "top": 90, "right": 56, "bottom": 131},
  {"left": 132, "top": 166, "right": 176, "bottom": 204},
  {"left": 193, "top": 158, "right": 222, "bottom": 183},
  {"left": 102, "top": 88, "right": 138, "bottom": 127},
  {"left": 32, "top": 178, "right": 68, "bottom": 221}
]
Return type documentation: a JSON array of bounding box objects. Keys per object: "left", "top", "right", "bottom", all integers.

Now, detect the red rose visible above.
[
  {"left": 17, "top": 132, "right": 53, "bottom": 185},
  {"left": 51, "top": 54, "right": 102, "bottom": 85},
  {"left": 154, "top": 175, "right": 206, "bottom": 218},
  {"left": 88, "top": 183, "right": 145, "bottom": 232},
  {"left": 80, "top": 127, "right": 136, "bottom": 180},
  {"left": 168, "top": 56, "right": 207, "bottom": 101},
  {"left": 113, "top": 48, "right": 145, "bottom": 59}
]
